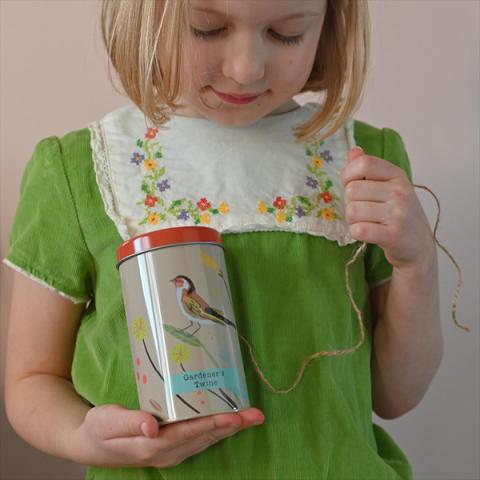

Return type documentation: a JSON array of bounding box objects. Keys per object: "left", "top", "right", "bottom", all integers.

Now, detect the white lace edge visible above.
[
  {"left": 2, "top": 258, "right": 90, "bottom": 305},
  {"left": 88, "top": 121, "right": 130, "bottom": 241}
]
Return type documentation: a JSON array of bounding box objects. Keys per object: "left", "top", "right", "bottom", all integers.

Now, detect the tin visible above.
[{"left": 116, "top": 226, "right": 250, "bottom": 424}]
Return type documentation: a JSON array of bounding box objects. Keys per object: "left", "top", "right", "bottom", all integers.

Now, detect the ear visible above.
[{"left": 347, "top": 146, "right": 364, "bottom": 162}]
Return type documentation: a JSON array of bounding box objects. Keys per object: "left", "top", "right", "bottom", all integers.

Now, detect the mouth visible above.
[{"left": 212, "top": 88, "right": 263, "bottom": 105}]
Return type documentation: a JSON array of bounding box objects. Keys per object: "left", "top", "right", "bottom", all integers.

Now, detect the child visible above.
[{"left": 3, "top": 1, "right": 444, "bottom": 479}]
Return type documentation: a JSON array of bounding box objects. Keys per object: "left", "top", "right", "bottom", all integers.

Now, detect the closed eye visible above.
[{"left": 191, "top": 27, "right": 304, "bottom": 46}]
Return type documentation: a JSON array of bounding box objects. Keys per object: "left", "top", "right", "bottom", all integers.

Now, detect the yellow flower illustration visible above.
[
  {"left": 312, "top": 155, "right": 324, "bottom": 169},
  {"left": 218, "top": 201, "right": 230, "bottom": 215},
  {"left": 200, "top": 249, "right": 221, "bottom": 274},
  {"left": 171, "top": 344, "right": 191, "bottom": 364},
  {"left": 276, "top": 210, "right": 286, "bottom": 223},
  {"left": 200, "top": 213, "right": 211, "bottom": 224},
  {"left": 144, "top": 158, "right": 157, "bottom": 170},
  {"left": 133, "top": 316, "right": 147, "bottom": 341},
  {"left": 257, "top": 200, "right": 267, "bottom": 214},
  {"left": 147, "top": 212, "right": 160, "bottom": 224},
  {"left": 321, "top": 208, "right": 334, "bottom": 221}
]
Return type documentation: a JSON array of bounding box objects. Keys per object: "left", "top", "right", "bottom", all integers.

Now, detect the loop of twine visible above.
[{"left": 238, "top": 128, "right": 469, "bottom": 395}]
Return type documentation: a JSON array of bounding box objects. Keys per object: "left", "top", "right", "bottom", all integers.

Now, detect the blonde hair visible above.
[{"left": 100, "top": 0, "right": 370, "bottom": 142}]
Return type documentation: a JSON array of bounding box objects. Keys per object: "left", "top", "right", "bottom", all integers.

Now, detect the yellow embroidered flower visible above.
[
  {"left": 321, "top": 208, "right": 335, "bottom": 221},
  {"left": 276, "top": 210, "right": 286, "bottom": 223},
  {"left": 257, "top": 200, "right": 267, "bottom": 214},
  {"left": 170, "top": 344, "right": 191, "bottom": 364},
  {"left": 200, "top": 213, "right": 211, "bottom": 224},
  {"left": 133, "top": 316, "right": 147, "bottom": 341},
  {"left": 218, "top": 202, "right": 230, "bottom": 215},
  {"left": 144, "top": 158, "right": 157, "bottom": 170},
  {"left": 147, "top": 212, "right": 160, "bottom": 224},
  {"left": 312, "top": 155, "right": 324, "bottom": 169}
]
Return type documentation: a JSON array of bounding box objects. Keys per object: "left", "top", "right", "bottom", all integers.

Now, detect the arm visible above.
[
  {"left": 369, "top": 256, "right": 443, "bottom": 419},
  {"left": 4, "top": 271, "right": 264, "bottom": 467}
]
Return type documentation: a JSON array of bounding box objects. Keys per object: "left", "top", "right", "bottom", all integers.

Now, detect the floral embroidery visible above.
[
  {"left": 131, "top": 128, "right": 230, "bottom": 226},
  {"left": 257, "top": 138, "right": 342, "bottom": 223}
]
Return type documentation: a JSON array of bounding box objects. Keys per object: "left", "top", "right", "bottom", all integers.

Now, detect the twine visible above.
[{"left": 239, "top": 127, "right": 469, "bottom": 395}]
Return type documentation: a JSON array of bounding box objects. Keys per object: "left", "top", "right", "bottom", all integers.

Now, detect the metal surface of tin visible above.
[{"left": 117, "top": 227, "right": 250, "bottom": 424}]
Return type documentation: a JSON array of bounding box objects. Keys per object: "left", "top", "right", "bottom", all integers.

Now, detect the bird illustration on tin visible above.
[{"left": 170, "top": 275, "right": 236, "bottom": 335}]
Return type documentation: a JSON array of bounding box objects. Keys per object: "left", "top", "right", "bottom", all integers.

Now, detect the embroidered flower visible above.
[
  {"left": 147, "top": 212, "right": 160, "bottom": 224},
  {"left": 197, "top": 197, "right": 212, "bottom": 211},
  {"left": 306, "top": 176, "right": 318, "bottom": 189},
  {"left": 131, "top": 152, "right": 144, "bottom": 166},
  {"left": 144, "top": 195, "right": 158, "bottom": 207},
  {"left": 199, "top": 213, "right": 211, "bottom": 224},
  {"left": 273, "top": 196, "right": 287, "bottom": 209},
  {"left": 320, "top": 208, "right": 335, "bottom": 221},
  {"left": 319, "top": 191, "right": 332, "bottom": 203},
  {"left": 218, "top": 202, "right": 230, "bottom": 215},
  {"left": 145, "top": 127, "right": 159, "bottom": 139},
  {"left": 133, "top": 316, "right": 148, "bottom": 341},
  {"left": 322, "top": 150, "right": 333, "bottom": 163},
  {"left": 295, "top": 206, "right": 305, "bottom": 218},
  {"left": 276, "top": 210, "right": 286, "bottom": 223},
  {"left": 177, "top": 209, "right": 189, "bottom": 220},
  {"left": 312, "top": 155, "right": 324, "bottom": 169},
  {"left": 144, "top": 158, "right": 157, "bottom": 170},
  {"left": 257, "top": 200, "right": 267, "bottom": 214},
  {"left": 157, "top": 179, "right": 171, "bottom": 192}
]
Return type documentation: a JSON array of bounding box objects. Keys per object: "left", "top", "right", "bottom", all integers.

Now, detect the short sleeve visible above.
[
  {"left": 3, "top": 137, "right": 94, "bottom": 303},
  {"left": 364, "top": 127, "right": 414, "bottom": 287}
]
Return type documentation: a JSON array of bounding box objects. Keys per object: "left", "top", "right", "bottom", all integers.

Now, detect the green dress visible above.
[{"left": 4, "top": 111, "right": 414, "bottom": 479}]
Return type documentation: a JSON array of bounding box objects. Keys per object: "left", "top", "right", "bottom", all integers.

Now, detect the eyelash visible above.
[{"left": 191, "top": 27, "right": 304, "bottom": 46}]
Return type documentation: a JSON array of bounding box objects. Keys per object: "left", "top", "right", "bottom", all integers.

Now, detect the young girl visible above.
[{"left": 3, "top": 1, "right": 444, "bottom": 479}]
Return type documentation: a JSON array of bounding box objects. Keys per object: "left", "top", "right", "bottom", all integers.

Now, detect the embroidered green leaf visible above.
[
  {"left": 325, "top": 179, "right": 333, "bottom": 189},
  {"left": 137, "top": 139, "right": 144, "bottom": 148},
  {"left": 141, "top": 183, "right": 150, "bottom": 194},
  {"left": 297, "top": 196, "right": 312, "bottom": 206},
  {"left": 157, "top": 167, "right": 166, "bottom": 176},
  {"left": 305, "top": 147, "right": 313, "bottom": 156},
  {"left": 286, "top": 216, "right": 293, "bottom": 222},
  {"left": 267, "top": 207, "right": 275, "bottom": 213},
  {"left": 194, "top": 218, "right": 200, "bottom": 225},
  {"left": 155, "top": 151, "right": 163, "bottom": 158},
  {"left": 172, "top": 199, "right": 183, "bottom": 207},
  {"left": 212, "top": 209, "right": 219, "bottom": 215}
]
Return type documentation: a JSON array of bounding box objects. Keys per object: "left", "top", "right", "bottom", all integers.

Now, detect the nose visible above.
[{"left": 221, "top": 32, "right": 266, "bottom": 85}]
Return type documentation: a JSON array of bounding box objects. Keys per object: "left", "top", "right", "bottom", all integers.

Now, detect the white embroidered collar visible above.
[{"left": 88, "top": 102, "right": 358, "bottom": 246}]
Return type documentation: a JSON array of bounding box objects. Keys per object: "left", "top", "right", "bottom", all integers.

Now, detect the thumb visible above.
[
  {"left": 347, "top": 146, "right": 364, "bottom": 162},
  {"left": 94, "top": 404, "right": 159, "bottom": 439}
]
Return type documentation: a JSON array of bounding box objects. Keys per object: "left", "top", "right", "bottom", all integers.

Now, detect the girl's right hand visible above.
[{"left": 76, "top": 404, "right": 265, "bottom": 468}]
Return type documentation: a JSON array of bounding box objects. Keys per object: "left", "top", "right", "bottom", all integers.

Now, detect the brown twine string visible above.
[{"left": 238, "top": 126, "right": 469, "bottom": 395}]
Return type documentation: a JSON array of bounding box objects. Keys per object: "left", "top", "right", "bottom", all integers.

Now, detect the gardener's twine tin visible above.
[{"left": 117, "top": 226, "right": 250, "bottom": 424}]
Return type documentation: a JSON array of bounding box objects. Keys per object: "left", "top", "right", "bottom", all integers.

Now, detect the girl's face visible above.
[{"left": 171, "top": 0, "right": 327, "bottom": 127}]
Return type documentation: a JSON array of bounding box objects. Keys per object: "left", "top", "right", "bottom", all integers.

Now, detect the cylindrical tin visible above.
[{"left": 116, "top": 226, "right": 250, "bottom": 424}]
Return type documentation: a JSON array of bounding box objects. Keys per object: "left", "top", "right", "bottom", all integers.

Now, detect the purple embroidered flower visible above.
[
  {"left": 131, "top": 152, "right": 144, "bottom": 166},
  {"left": 295, "top": 206, "right": 305, "bottom": 218},
  {"left": 321, "top": 150, "right": 333, "bottom": 163},
  {"left": 157, "top": 179, "right": 171, "bottom": 192},
  {"left": 177, "top": 209, "right": 189, "bottom": 220},
  {"left": 306, "top": 176, "right": 318, "bottom": 189}
]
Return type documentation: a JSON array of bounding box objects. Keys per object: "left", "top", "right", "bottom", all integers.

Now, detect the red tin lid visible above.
[{"left": 116, "top": 226, "right": 222, "bottom": 265}]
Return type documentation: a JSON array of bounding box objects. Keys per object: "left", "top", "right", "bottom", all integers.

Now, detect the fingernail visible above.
[{"left": 140, "top": 422, "right": 149, "bottom": 437}]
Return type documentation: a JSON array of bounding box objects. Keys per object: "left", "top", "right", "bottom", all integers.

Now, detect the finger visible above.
[
  {"left": 344, "top": 179, "right": 394, "bottom": 203},
  {"left": 94, "top": 405, "right": 159, "bottom": 440},
  {"left": 345, "top": 201, "right": 390, "bottom": 225},
  {"left": 158, "top": 408, "right": 264, "bottom": 450},
  {"left": 347, "top": 146, "right": 364, "bottom": 162},
  {"left": 349, "top": 222, "right": 391, "bottom": 245},
  {"left": 341, "top": 155, "right": 406, "bottom": 185}
]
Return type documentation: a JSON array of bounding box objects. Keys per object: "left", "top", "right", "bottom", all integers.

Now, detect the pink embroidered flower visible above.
[
  {"left": 273, "top": 196, "right": 287, "bottom": 209},
  {"left": 197, "top": 198, "right": 211, "bottom": 211},
  {"left": 145, "top": 128, "right": 158, "bottom": 139},
  {"left": 144, "top": 195, "right": 158, "bottom": 207}
]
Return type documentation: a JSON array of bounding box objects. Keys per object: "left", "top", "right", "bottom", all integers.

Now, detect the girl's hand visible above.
[
  {"left": 341, "top": 147, "right": 436, "bottom": 275},
  {"left": 75, "top": 404, "right": 264, "bottom": 468}
]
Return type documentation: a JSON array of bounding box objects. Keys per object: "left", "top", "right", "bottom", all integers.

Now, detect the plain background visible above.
[{"left": 0, "top": 1, "right": 478, "bottom": 479}]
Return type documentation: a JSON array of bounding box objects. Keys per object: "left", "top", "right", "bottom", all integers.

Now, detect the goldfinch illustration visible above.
[{"left": 170, "top": 275, "right": 236, "bottom": 335}]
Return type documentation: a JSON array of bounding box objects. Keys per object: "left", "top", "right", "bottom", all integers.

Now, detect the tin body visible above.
[{"left": 117, "top": 227, "right": 250, "bottom": 424}]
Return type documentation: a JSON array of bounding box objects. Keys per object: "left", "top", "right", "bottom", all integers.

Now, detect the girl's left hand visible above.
[{"left": 341, "top": 147, "right": 436, "bottom": 275}]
